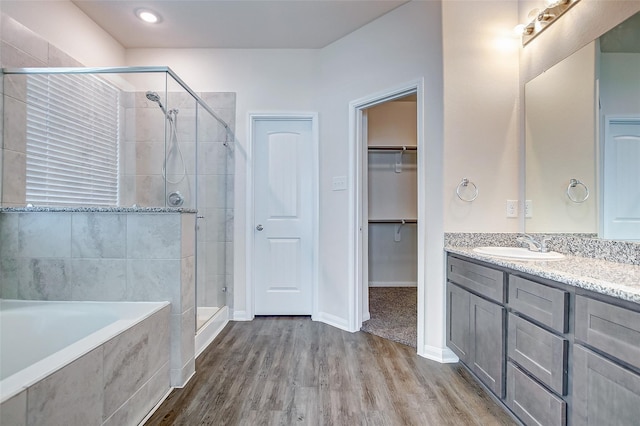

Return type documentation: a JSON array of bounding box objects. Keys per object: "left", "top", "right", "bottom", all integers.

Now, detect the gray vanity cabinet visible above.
[
  {"left": 446, "top": 257, "right": 505, "bottom": 398},
  {"left": 573, "top": 295, "right": 640, "bottom": 425}
]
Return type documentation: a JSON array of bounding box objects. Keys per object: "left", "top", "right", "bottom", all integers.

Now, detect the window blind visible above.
[{"left": 26, "top": 73, "right": 120, "bottom": 206}]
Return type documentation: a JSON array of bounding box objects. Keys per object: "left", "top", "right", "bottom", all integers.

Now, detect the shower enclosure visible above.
[{"left": 1, "top": 66, "right": 234, "bottom": 334}]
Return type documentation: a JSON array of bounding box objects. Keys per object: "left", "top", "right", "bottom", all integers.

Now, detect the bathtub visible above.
[{"left": 0, "top": 299, "right": 171, "bottom": 425}]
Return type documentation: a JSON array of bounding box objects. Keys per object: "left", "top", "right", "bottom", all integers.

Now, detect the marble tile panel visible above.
[
  {"left": 0, "top": 389, "right": 26, "bottom": 426},
  {"left": 102, "top": 362, "right": 169, "bottom": 426},
  {"left": 3, "top": 74, "right": 27, "bottom": 102},
  {"left": 103, "top": 320, "right": 149, "bottom": 417},
  {"left": 126, "top": 214, "right": 181, "bottom": 259},
  {"left": 169, "top": 308, "right": 195, "bottom": 371},
  {"left": 135, "top": 141, "right": 165, "bottom": 176},
  {"left": 3, "top": 96, "right": 26, "bottom": 153},
  {"left": 27, "top": 347, "right": 103, "bottom": 426},
  {"left": 0, "top": 42, "right": 46, "bottom": 68},
  {"left": 170, "top": 356, "right": 195, "bottom": 388},
  {"left": 0, "top": 257, "right": 19, "bottom": 298},
  {"left": 205, "top": 241, "right": 226, "bottom": 276},
  {"left": 181, "top": 213, "right": 196, "bottom": 257},
  {"left": 200, "top": 92, "right": 236, "bottom": 110},
  {"left": 71, "top": 213, "right": 126, "bottom": 258},
  {"left": 197, "top": 142, "right": 227, "bottom": 175},
  {"left": 1, "top": 15, "right": 48, "bottom": 63},
  {"left": 18, "top": 212, "right": 71, "bottom": 258},
  {"left": 181, "top": 255, "right": 195, "bottom": 313},
  {"left": 120, "top": 141, "right": 137, "bottom": 175},
  {"left": 126, "top": 259, "right": 181, "bottom": 311},
  {"left": 2, "top": 149, "right": 27, "bottom": 206},
  {"left": 0, "top": 212, "right": 19, "bottom": 258},
  {"left": 204, "top": 274, "right": 226, "bottom": 308},
  {"left": 70, "top": 259, "right": 127, "bottom": 300},
  {"left": 47, "top": 44, "right": 83, "bottom": 67},
  {"left": 201, "top": 174, "right": 227, "bottom": 210},
  {"left": 147, "top": 305, "right": 171, "bottom": 375},
  {"left": 18, "top": 258, "right": 72, "bottom": 300},
  {"left": 119, "top": 175, "right": 136, "bottom": 207},
  {"left": 135, "top": 175, "right": 165, "bottom": 207},
  {"left": 134, "top": 108, "right": 166, "bottom": 142},
  {"left": 195, "top": 210, "right": 207, "bottom": 243}
]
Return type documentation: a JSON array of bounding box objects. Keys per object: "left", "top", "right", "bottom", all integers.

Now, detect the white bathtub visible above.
[{"left": 0, "top": 299, "right": 171, "bottom": 425}]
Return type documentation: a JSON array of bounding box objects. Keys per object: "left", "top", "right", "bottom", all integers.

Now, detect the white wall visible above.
[
  {"left": 443, "top": 1, "right": 521, "bottom": 233},
  {"left": 1, "top": 0, "right": 125, "bottom": 66}
]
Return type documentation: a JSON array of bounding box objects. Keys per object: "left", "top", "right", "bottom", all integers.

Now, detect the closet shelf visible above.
[
  {"left": 368, "top": 145, "right": 417, "bottom": 152},
  {"left": 368, "top": 218, "right": 417, "bottom": 224}
]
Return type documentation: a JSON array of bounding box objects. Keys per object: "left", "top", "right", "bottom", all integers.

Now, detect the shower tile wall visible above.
[
  {"left": 0, "top": 14, "right": 83, "bottom": 208},
  {"left": 0, "top": 211, "right": 196, "bottom": 386}
]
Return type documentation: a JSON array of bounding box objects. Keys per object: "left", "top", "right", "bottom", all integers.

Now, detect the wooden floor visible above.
[{"left": 146, "top": 317, "right": 516, "bottom": 425}]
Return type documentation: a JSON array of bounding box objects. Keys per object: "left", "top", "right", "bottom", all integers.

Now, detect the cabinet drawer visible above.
[
  {"left": 573, "top": 345, "right": 640, "bottom": 425},
  {"left": 575, "top": 296, "right": 640, "bottom": 371},
  {"left": 508, "top": 313, "right": 567, "bottom": 395},
  {"left": 447, "top": 257, "right": 505, "bottom": 303},
  {"left": 508, "top": 276, "right": 568, "bottom": 333},
  {"left": 506, "top": 362, "right": 566, "bottom": 426}
]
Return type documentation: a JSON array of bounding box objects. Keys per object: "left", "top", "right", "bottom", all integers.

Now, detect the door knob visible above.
[{"left": 256, "top": 224, "right": 264, "bottom": 231}]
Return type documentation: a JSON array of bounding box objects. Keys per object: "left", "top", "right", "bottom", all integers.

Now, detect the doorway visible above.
[
  {"left": 248, "top": 114, "right": 319, "bottom": 316},
  {"left": 351, "top": 83, "right": 422, "bottom": 349}
]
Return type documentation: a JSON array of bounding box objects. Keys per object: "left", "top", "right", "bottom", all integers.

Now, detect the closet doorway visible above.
[{"left": 359, "top": 92, "right": 418, "bottom": 348}]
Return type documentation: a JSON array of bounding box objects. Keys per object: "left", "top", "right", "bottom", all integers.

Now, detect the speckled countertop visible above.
[
  {"left": 0, "top": 206, "right": 197, "bottom": 213},
  {"left": 446, "top": 247, "right": 640, "bottom": 305}
]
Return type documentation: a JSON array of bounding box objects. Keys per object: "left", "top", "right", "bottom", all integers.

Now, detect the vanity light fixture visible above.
[
  {"left": 135, "top": 8, "right": 161, "bottom": 24},
  {"left": 516, "top": 0, "right": 580, "bottom": 45}
]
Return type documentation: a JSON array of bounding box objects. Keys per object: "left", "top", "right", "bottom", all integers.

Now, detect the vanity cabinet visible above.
[
  {"left": 446, "top": 257, "right": 505, "bottom": 397},
  {"left": 572, "top": 295, "right": 640, "bottom": 424},
  {"left": 446, "top": 252, "right": 640, "bottom": 426}
]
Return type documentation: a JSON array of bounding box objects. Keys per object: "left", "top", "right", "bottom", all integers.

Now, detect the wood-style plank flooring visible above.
[{"left": 145, "top": 317, "right": 515, "bottom": 425}]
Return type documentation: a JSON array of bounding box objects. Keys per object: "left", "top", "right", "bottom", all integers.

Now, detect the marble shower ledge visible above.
[
  {"left": 0, "top": 207, "right": 197, "bottom": 213},
  {"left": 446, "top": 246, "right": 640, "bottom": 305}
]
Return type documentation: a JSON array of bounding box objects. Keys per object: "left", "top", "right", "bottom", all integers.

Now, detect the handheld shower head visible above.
[{"left": 145, "top": 91, "right": 168, "bottom": 116}]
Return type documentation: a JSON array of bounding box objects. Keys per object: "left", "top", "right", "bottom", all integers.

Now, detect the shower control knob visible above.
[{"left": 256, "top": 224, "right": 264, "bottom": 231}]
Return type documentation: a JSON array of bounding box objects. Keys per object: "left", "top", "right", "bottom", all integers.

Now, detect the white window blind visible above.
[{"left": 26, "top": 73, "right": 120, "bottom": 206}]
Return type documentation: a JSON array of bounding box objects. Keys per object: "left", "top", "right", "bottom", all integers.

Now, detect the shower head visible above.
[{"left": 145, "top": 91, "right": 168, "bottom": 116}]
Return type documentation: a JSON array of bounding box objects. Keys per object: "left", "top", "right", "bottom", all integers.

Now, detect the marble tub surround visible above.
[
  {"left": 444, "top": 232, "right": 639, "bottom": 265},
  {"left": 0, "top": 210, "right": 196, "bottom": 387},
  {"left": 446, "top": 246, "right": 640, "bottom": 305},
  {"left": 0, "top": 206, "right": 197, "bottom": 213},
  {"left": 0, "top": 303, "right": 171, "bottom": 426}
]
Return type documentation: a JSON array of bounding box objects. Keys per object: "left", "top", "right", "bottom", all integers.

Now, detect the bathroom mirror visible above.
[{"left": 525, "top": 11, "right": 640, "bottom": 240}]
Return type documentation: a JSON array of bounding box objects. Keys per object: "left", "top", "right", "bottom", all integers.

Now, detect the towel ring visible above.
[
  {"left": 567, "top": 178, "right": 589, "bottom": 203},
  {"left": 456, "top": 178, "right": 478, "bottom": 202}
]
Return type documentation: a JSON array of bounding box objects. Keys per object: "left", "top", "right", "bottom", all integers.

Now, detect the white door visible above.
[
  {"left": 253, "top": 117, "right": 314, "bottom": 314},
  {"left": 603, "top": 117, "right": 640, "bottom": 240}
]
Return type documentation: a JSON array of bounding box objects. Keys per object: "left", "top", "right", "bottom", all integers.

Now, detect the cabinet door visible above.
[
  {"left": 447, "top": 257, "right": 505, "bottom": 303},
  {"left": 447, "top": 283, "right": 470, "bottom": 363},
  {"left": 573, "top": 345, "right": 640, "bottom": 425},
  {"left": 470, "top": 293, "right": 505, "bottom": 397}
]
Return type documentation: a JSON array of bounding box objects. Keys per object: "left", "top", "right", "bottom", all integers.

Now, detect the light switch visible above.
[{"left": 332, "top": 176, "right": 347, "bottom": 191}]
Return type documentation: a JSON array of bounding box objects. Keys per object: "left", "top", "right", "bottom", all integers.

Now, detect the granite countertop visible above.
[
  {"left": 0, "top": 206, "right": 197, "bottom": 213},
  {"left": 446, "top": 246, "right": 640, "bottom": 305}
]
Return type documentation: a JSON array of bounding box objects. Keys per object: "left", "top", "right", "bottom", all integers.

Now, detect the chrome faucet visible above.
[{"left": 517, "top": 234, "right": 551, "bottom": 253}]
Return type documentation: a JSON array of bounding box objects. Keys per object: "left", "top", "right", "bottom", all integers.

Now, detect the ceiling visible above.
[{"left": 71, "top": 0, "right": 409, "bottom": 49}]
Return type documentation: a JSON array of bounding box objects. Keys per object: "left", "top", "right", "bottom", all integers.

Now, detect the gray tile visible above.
[
  {"left": 47, "top": 44, "right": 83, "bottom": 67},
  {"left": 181, "top": 255, "right": 195, "bottom": 313},
  {"left": 181, "top": 213, "right": 196, "bottom": 257},
  {"left": 0, "top": 257, "right": 19, "bottom": 298},
  {"left": 18, "top": 258, "right": 72, "bottom": 300},
  {"left": 70, "top": 259, "right": 127, "bottom": 300},
  {"left": 147, "top": 305, "right": 171, "bottom": 375},
  {"left": 134, "top": 175, "right": 165, "bottom": 207},
  {"left": 3, "top": 97, "right": 26, "bottom": 154},
  {"left": 4, "top": 74, "right": 28, "bottom": 102},
  {"left": 126, "top": 259, "right": 181, "bottom": 311},
  {"left": 126, "top": 214, "right": 181, "bottom": 259},
  {"left": 103, "top": 320, "right": 149, "bottom": 418},
  {"left": 170, "top": 356, "right": 195, "bottom": 388},
  {"left": 71, "top": 213, "right": 126, "bottom": 258},
  {"left": 0, "top": 42, "right": 46, "bottom": 68},
  {"left": 134, "top": 141, "right": 165, "bottom": 176},
  {"left": 0, "top": 212, "right": 19, "bottom": 258},
  {"left": 27, "top": 347, "right": 103, "bottom": 426},
  {"left": 0, "top": 389, "right": 26, "bottom": 426},
  {"left": 2, "top": 150, "right": 26, "bottom": 206},
  {"left": 18, "top": 212, "right": 71, "bottom": 258}
]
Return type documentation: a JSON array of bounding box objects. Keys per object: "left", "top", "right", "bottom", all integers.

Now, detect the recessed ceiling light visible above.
[{"left": 135, "top": 9, "right": 161, "bottom": 24}]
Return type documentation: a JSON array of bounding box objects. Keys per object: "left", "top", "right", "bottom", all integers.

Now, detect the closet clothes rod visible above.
[
  {"left": 368, "top": 145, "right": 417, "bottom": 151},
  {"left": 368, "top": 219, "right": 417, "bottom": 224}
]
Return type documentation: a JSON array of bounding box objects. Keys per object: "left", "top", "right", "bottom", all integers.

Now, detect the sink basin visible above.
[{"left": 473, "top": 246, "right": 565, "bottom": 260}]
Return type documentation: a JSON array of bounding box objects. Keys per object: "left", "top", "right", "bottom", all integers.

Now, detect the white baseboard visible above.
[
  {"left": 369, "top": 281, "right": 417, "bottom": 287},
  {"left": 314, "top": 311, "right": 354, "bottom": 332},
  {"left": 232, "top": 310, "right": 252, "bottom": 321},
  {"left": 195, "top": 306, "right": 229, "bottom": 359},
  {"left": 419, "top": 345, "right": 459, "bottom": 363}
]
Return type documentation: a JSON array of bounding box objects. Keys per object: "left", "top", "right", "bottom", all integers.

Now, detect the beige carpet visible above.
[{"left": 361, "top": 287, "right": 417, "bottom": 348}]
